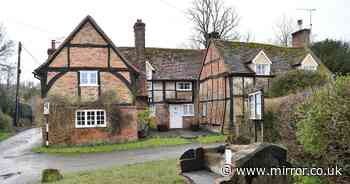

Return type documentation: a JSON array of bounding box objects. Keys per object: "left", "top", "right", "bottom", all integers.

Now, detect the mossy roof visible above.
[
  {"left": 212, "top": 40, "right": 311, "bottom": 74},
  {"left": 118, "top": 47, "right": 204, "bottom": 80}
]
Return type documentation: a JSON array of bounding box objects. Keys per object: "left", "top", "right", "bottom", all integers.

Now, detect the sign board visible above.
[
  {"left": 43, "top": 102, "right": 50, "bottom": 115},
  {"left": 248, "top": 90, "right": 263, "bottom": 120}
]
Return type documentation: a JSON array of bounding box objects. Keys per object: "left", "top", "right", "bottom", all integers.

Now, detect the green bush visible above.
[
  {"left": 266, "top": 70, "right": 328, "bottom": 97},
  {"left": 137, "top": 108, "right": 156, "bottom": 130},
  {"left": 294, "top": 176, "right": 328, "bottom": 184},
  {"left": 296, "top": 76, "right": 350, "bottom": 180},
  {"left": 0, "top": 110, "right": 13, "bottom": 131}
]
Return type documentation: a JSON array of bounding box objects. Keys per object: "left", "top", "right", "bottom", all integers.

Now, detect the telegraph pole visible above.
[{"left": 14, "top": 42, "right": 22, "bottom": 127}]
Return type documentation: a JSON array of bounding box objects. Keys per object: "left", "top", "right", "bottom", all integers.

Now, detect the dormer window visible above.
[
  {"left": 251, "top": 50, "right": 272, "bottom": 76},
  {"left": 256, "top": 64, "right": 270, "bottom": 75},
  {"left": 299, "top": 54, "right": 318, "bottom": 71},
  {"left": 146, "top": 61, "right": 154, "bottom": 80}
]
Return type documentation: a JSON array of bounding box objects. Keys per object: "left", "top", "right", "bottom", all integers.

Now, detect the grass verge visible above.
[
  {"left": 195, "top": 134, "right": 227, "bottom": 144},
  {"left": 33, "top": 137, "right": 192, "bottom": 154},
  {"left": 41, "top": 159, "right": 186, "bottom": 184},
  {"left": 0, "top": 130, "right": 11, "bottom": 141}
]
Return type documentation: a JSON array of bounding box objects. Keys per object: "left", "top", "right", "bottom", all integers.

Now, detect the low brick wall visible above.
[{"left": 42, "top": 103, "right": 138, "bottom": 146}]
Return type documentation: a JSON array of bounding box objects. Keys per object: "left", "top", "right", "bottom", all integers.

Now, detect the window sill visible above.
[
  {"left": 176, "top": 89, "right": 192, "bottom": 91},
  {"left": 75, "top": 125, "right": 107, "bottom": 128},
  {"left": 79, "top": 84, "right": 99, "bottom": 87}
]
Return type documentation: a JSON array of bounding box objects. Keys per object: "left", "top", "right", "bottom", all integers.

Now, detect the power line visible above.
[{"left": 21, "top": 44, "right": 41, "bottom": 64}]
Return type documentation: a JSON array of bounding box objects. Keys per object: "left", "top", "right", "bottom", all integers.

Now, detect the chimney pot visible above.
[
  {"left": 51, "top": 40, "right": 56, "bottom": 49},
  {"left": 47, "top": 40, "right": 56, "bottom": 56},
  {"left": 297, "top": 19, "right": 303, "bottom": 30}
]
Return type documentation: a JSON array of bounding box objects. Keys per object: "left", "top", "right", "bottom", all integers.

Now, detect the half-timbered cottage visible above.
[
  {"left": 198, "top": 29, "right": 329, "bottom": 136},
  {"left": 118, "top": 48, "right": 204, "bottom": 129},
  {"left": 33, "top": 16, "right": 144, "bottom": 145}
]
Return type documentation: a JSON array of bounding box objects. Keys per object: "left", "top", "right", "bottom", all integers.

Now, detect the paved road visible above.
[{"left": 0, "top": 128, "right": 222, "bottom": 184}]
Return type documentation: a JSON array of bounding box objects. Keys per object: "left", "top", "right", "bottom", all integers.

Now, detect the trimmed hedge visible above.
[{"left": 266, "top": 70, "right": 328, "bottom": 97}]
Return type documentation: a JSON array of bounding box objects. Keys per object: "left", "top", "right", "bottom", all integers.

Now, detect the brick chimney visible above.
[
  {"left": 134, "top": 19, "right": 145, "bottom": 68},
  {"left": 133, "top": 19, "right": 147, "bottom": 97},
  {"left": 47, "top": 40, "right": 56, "bottom": 56},
  {"left": 292, "top": 28, "right": 310, "bottom": 48}
]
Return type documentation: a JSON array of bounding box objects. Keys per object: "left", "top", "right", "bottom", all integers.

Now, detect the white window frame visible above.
[
  {"left": 75, "top": 109, "right": 106, "bottom": 128},
  {"left": 202, "top": 103, "right": 207, "bottom": 117},
  {"left": 80, "top": 71, "right": 98, "bottom": 86},
  {"left": 183, "top": 104, "right": 194, "bottom": 116},
  {"left": 252, "top": 50, "right": 271, "bottom": 76},
  {"left": 248, "top": 91, "right": 263, "bottom": 120},
  {"left": 299, "top": 54, "right": 318, "bottom": 71},
  {"left": 255, "top": 64, "right": 270, "bottom": 75},
  {"left": 176, "top": 82, "right": 192, "bottom": 91}
]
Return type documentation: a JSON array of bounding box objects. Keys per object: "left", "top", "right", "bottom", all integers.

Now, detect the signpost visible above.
[{"left": 44, "top": 101, "right": 50, "bottom": 146}]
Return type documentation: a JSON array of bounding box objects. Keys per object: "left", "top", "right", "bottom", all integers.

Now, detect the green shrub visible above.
[
  {"left": 296, "top": 76, "right": 350, "bottom": 179},
  {"left": 137, "top": 108, "right": 156, "bottom": 130},
  {"left": 0, "top": 111, "right": 13, "bottom": 131},
  {"left": 294, "top": 176, "right": 328, "bottom": 184},
  {"left": 266, "top": 70, "right": 328, "bottom": 97}
]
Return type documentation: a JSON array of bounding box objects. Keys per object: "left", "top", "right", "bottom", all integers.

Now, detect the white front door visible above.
[{"left": 169, "top": 105, "right": 183, "bottom": 128}]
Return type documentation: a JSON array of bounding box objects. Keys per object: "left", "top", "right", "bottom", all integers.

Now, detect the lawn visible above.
[
  {"left": 42, "top": 159, "right": 186, "bottom": 184},
  {"left": 0, "top": 130, "right": 11, "bottom": 141},
  {"left": 195, "top": 134, "right": 227, "bottom": 144},
  {"left": 33, "top": 137, "right": 192, "bottom": 154},
  {"left": 33, "top": 134, "right": 227, "bottom": 154}
]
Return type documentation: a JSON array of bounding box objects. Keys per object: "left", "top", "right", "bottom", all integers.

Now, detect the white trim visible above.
[
  {"left": 248, "top": 91, "right": 262, "bottom": 120},
  {"left": 176, "top": 82, "right": 192, "bottom": 91},
  {"left": 146, "top": 61, "right": 155, "bottom": 80},
  {"left": 75, "top": 109, "right": 107, "bottom": 128},
  {"left": 146, "top": 61, "right": 155, "bottom": 70},
  {"left": 251, "top": 50, "right": 271, "bottom": 75},
  {"left": 79, "top": 71, "right": 98, "bottom": 86},
  {"left": 252, "top": 50, "right": 272, "bottom": 64},
  {"left": 183, "top": 104, "right": 194, "bottom": 116},
  {"left": 299, "top": 54, "right": 318, "bottom": 71}
]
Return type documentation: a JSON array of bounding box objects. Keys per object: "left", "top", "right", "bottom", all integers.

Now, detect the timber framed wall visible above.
[{"left": 198, "top": 44, "right": 231, "bottom": 133}]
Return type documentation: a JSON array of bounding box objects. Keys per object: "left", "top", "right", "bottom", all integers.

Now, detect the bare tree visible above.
[
  {"left": 0, "top": 24, "right": 15, "bottom": 88},
  {"left": 273, "top": 15, "right": 296, "bottom": 47},
  {"left": 187, "top": 0, "right": 240, "bottom": 48},
  {"left": 0, "top": 24, "right": 14, "bottom": 60}
]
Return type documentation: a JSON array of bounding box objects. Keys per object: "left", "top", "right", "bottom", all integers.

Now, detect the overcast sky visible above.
[{"left": 1, "top": 0, "right": 349, "bottom": 83}]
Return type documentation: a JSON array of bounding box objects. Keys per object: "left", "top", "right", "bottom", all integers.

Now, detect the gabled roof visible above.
[
  {"left": 34, "top": 15, "right": 140, "bottom": 75},
  {"left": 211, "top": 40, "right": 312, "bottom": 75},
  {"left": 118, "top": 47, "right": 204, "bottom": 80}
]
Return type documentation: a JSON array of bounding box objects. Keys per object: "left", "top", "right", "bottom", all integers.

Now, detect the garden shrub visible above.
[
  {"left": 138, "top": 108, "right": 156, "bottom": 130},
  {"left": 296, "top": 76, "right": 350, "bottom": 183},
  {"left": 266, "top": 70, "right": 328, "bottom": 97},
  {"left": 0, "top": 110, "right": 13, "bottom": 131}
]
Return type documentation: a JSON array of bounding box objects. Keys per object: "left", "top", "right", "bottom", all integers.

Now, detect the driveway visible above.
[{"left": 0, "top": 128, "right": 222, "bottom": 184}]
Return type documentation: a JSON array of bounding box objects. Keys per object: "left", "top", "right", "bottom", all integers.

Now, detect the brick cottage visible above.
[{"left": 34, "top": 15, "right": 329, "bottom": 145}]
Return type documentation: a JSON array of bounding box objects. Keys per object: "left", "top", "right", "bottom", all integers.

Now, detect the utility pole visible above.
[
  {"left": 14, "top": 42, "right": 22, "bottom": 127},
  {"left": 297, "top": 8, "right": 316, "bottom": 30}
]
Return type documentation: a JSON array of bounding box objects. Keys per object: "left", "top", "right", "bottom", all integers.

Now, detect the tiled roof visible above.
[
  {"left": 212, "top": 40, "right": 311, "bottom": 75},
  {"left": 118, "top": 47, "right": 204, "bottom": 80}
]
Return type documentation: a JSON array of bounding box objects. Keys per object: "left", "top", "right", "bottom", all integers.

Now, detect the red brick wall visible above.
[{"left": 43, "top": 104, "right": 138, "bottom": 145}]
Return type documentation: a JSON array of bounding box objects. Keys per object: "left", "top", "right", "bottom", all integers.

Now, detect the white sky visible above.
[{"left": 1, "top": 0, "right": 349, "bottom": 83}]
